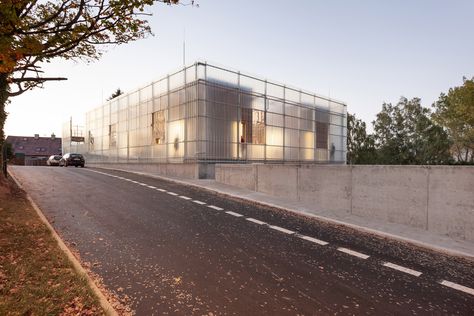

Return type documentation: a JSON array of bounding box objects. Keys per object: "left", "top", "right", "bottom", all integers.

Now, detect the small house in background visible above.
[{"left": 5, "top": 134, "right": 62, "bottom": 166}]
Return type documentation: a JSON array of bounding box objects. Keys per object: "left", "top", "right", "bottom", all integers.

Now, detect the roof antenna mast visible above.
[{"left": 183, "top": 28, "right": 186, "bottom": 67}]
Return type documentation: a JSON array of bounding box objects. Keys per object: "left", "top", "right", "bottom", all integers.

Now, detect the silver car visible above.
[{"left": 46, "top": 155, "right": 62, "bottom": 166}]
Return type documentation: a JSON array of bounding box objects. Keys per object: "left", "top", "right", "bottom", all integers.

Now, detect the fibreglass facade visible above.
[{"left": 80, "top": 62, "right": 347, "bottom": 164}]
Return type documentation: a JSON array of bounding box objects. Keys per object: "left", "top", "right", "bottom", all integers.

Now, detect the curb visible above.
[
  {"left": 95, "top": 166, "right": 474, "bottom": 261},
  {"left": 8, "top": 170, "right": 118, "bottom": 316}
]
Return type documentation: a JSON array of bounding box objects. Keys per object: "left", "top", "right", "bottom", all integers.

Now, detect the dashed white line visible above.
[
  {"left": 193, "top": 200, "right": 206, "bottom": 205},
  {"left": 299, "top": 235, "right": 329, "bottom": 246},
  {"left": 167, "top": 192, "right": 178, "bottom": 196},
  {"left": 207, "top": 205, "right": 224, "bottom": 211},
  {"left": 269, "top": 225, "right": 295, "bottom": 235},
  {"left": 337, "top": 247, "right": 370, "bottom": 259},
  {"left": 179, "top": 196, "right": 192, "bottom": 200},
  {"left": 156, "top": 188, "right": 166, "bottom": 192},
  {"left": 225, "top": 211, "right": 243, "bottom": 217},
  {"left": 147, "top": 185, "right": 156, "bottom": 189},
  {"left": 246, "top": 218, "right": 266, "bottom": 225},
  {"left": 440, "top": 280, "right": 474, "bottom": 296},
  {"left": 382, "top": 262, "right": 422, "bottom": 277}
]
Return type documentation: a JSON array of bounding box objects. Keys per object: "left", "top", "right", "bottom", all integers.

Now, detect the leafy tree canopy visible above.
[
  {"left": 0, "top": 0, "right": 179, "bottom": 97},
  {"left": 433, "top": 77, "right": 474, "bottom": 162},
  {"left": 346, "top": 112, "right": 377, "bottom": 164},
  {"left": 107, "top": 88, "right": 123, "bottom": 100},
  {"left": 373, "top": 97, "right": 452, "bottom": 165}
]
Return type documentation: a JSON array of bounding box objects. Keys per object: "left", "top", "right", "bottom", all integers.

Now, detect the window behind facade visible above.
[
  {"left": 316, "top": 122, "right": 328, "bottom": 149},
  {"left": 109, "top": 124, "right": 117, "bottom": 148},
  {"left": 252, "top": 110, "right": 265, "bottom": 144},
  {"left": 152, "top": 111, "right": 166, "bottom": 144},
  {"left": 240, "top": 109, "right": 265, "bottom": 144}
]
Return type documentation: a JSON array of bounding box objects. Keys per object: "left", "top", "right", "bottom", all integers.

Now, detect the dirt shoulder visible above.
[{"left": 0, "top": 177, "right": 104, "bottom": 315}]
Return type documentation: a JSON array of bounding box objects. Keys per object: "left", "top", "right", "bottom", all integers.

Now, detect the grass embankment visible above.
[{"left": 0, "top": 177, "right": 104, "bottom": 315}]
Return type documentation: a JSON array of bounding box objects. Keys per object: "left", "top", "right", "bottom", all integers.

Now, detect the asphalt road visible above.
[{"left": 10, "top": 166, "right": 474, "bottom": 315}]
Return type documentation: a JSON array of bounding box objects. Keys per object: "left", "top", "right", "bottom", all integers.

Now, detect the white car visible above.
[{"left": 46, "top": 155, "right": 62, "bottom": 166}]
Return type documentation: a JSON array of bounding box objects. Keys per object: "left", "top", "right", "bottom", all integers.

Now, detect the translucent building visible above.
[{"left": 67, "top": 62, "right": 347, "bottom": 177}]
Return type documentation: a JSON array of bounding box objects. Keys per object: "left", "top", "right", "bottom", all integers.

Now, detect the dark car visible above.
[
  {"left": 46, "top": 155, "right": 62, "bottom": 166},
  {"left": 60, "top": 153, "right": 85, "bottom": 167}
]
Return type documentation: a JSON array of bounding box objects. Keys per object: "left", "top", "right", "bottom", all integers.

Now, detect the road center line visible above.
[
  {"left": 167, "top": 192, "right": 178, "bottom": 196},
  {"left": 207, "top": 205, "right": 224, "bottom": 211},
  {"left": 156, "top": 189, "right": 166, "bottom": 192},
  {"left": 382, "top": 262, "right": 422, "bottom": 277},
  {"left": 440, "top": 280, "right": 474, "bottom": 296},
  {"left": 225, "top": 211, "right": 243, "bottom": 217},
  {"left": 147, "top": 185, "right": 156, "bottom": 189},
  {"left": 246, "top": 218, "right": 266, "bottom": 225},
  {"left": 299, "top": 235, "right": 329, "bottom": 246},
  {"left": 179, "top": 196, "right": 192, "bottom": 200},
  {"left": 193, "top": 200, "right": 206, "bottom": 205},
  {"left": 269, "top": 225, "right": 295, "bottom": 235},
  {"left": 337, "top": 247, "right": 370, "bottom": 259}
]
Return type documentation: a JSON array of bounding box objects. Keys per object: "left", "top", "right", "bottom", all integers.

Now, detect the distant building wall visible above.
[
  {"left": 215, "top": 164, "right": 474, "bottom": 242},
  {"left": 6, "top": 135, "right": 62, "bottom": 166}
]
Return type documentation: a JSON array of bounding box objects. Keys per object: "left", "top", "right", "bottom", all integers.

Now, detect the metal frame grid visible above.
[{"left": 73, "top": 62, "right": 347, "bottom": 164}]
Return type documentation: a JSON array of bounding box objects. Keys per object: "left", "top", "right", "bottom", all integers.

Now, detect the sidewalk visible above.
[{"left": 102, "top": 167, "right": 474, "bottom": 260}]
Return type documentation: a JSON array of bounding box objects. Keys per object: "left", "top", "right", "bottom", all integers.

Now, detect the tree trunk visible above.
[{"left": 0, "top": 73, "right": 10, "bottom": 178}]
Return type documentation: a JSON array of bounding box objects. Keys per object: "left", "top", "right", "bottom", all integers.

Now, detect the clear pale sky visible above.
[{"left": 5, "top": 0, "right": 474, "bottom": 137}]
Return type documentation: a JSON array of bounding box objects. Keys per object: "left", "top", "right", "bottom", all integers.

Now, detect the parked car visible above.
[
  {"left": 60, "top": 153, "right": 85, "bottom": 167},
  {"left": 46, "top": 155, "right": 62, "bottom": 166}
]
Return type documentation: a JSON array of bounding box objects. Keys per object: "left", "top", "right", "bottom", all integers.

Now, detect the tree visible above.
[
  {"left": 4, "top": 141, "right": 13, "bottom": 160},
  {"left": 0, "top": 0, "right": 186, "bottom": 176},
  {"left": 433, "top": 78, "right": 474, "bottom": 163},
  {"left": 373, "top": 97, "right": 452, "bottom": 165},
  {"left": 346, "top": 112, "right": 377, "bottom": 164},
  {"left": 107, "top": 88, "right": 124, "bottom": 101}
]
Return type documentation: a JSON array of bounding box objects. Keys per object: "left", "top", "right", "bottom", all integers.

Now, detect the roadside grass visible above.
[{"left": 0, "top": 177, "right": 104, "bottom": 315}]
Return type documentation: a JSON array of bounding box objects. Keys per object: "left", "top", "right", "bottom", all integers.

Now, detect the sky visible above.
[{"left": 5, "top": 0, "right": 474, "bottom": 137}]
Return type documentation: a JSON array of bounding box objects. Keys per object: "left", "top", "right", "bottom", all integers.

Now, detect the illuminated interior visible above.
[{"left": 64, "top": 62, "right": 347, "bottom": 164}]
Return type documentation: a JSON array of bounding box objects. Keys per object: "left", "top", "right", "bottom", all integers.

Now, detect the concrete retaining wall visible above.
[
  {"left": 215, "top": 164, "right": 256, "bottom": 191},
  {"left": 215, "top": 164, "right": 474, "bottom": 241}
]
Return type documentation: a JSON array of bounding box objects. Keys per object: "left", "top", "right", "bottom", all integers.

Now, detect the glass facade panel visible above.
[{"left": 76, "top": 62, "right": 347, "bottom": 164}]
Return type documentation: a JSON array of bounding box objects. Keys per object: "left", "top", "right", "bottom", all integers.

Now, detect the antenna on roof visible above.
[{"left": 183, "top": 28, "right": 186, "bottom": 67}]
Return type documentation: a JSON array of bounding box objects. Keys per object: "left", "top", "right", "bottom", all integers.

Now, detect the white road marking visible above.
[
  {"left": 193, "top": 200, "right": 206, "bottom": 205},
  {"left": 167, "top": 192, "right": 178, "bottom": 196},
  {"left": 225, "top": 211, "right": 243, "bottom": 217},
  {"left": 131, "top": 181, "right": 139, "bottom": 184},
  {"left": 139, "top": 183, "right": 147, "bottom": 186},
  {"left": 337, "top": 247, "right": 370, "bottom": 259},
  {"left": 299, "top": 235, "right": 329, "bottom": 246},
  {"left": 147, "top": 185, "right": 156, "bottom": 189},
  {"left": 179, "top": 196, "right": 192, "bottom": 200},
  {"left": 207, "top": 205, "right": 224, "bottom": 211},
  {"left": 156, "top": 189, "right": 166, "bottom": 192},
  {"left": 246, "top": 218, "right": 266, "bottom": 225},
  {"left": 269, "top": 225, "right": 295, "bottom": 235},
  {"left": 382, "top": 262, "right": 422, "bottom": 277},
  {"left": 440, "top": 280, "right": 474, "bottom": 296}
]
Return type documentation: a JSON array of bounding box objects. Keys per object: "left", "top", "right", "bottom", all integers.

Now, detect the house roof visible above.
[{"left": 6, "top": 135, "right": 62, "bottom": 157}]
